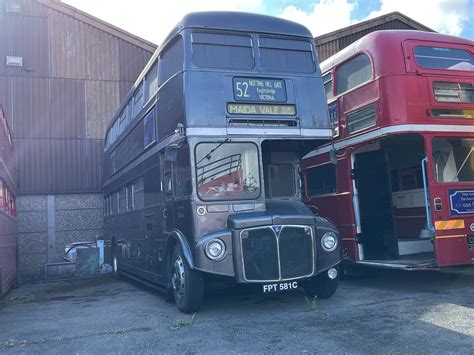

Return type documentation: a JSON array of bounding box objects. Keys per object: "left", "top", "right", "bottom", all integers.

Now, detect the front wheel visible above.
[
  {"left": 304, "top": 267, "right": 339, "bottom": 299},
  {"left": 171, "top": 244, "right": 204, "bottom": 313}
]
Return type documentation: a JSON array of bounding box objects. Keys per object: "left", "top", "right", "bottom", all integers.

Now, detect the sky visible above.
[{"left": 62, "top": 0, "right": 473, "bottom": 45}]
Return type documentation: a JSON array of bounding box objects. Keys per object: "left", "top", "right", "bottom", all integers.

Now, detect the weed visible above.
[
  {"left": 4, "top": 339, "right": 27, "bottom": 349},
  {"left": 169, "top": 313, "right": 197, "bottom": 331},
  {"left": 305, "top": 296, "right": 329, "bottom": 316}
]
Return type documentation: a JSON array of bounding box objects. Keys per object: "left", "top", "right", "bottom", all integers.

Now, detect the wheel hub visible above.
[{"left": 172, "top": 255, "right": 185, "bottom": 299}]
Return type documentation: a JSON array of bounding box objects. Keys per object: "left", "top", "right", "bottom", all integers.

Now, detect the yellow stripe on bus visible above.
[
  {"left": 435, "top": 234, "right": 467, "bottom": 239},
  {"left": 435, "top": 220, "right": 465, "bottom": 230},
  {"left": 342, "top": 238, "right": 355, "bottom": 241}
]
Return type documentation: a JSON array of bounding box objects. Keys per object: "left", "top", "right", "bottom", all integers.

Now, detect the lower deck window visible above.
[
  {"left": 133, "top": 179, "right": 144, "bottom": 209},
  {"left": 266, "top": 164, "right": 296, "bottom": 198},
  {"left": 432, "top": 138, "right": 474, "bottom": 182},
  {"left": 118, "top": 188, "right": 127, "bottom": 213}
]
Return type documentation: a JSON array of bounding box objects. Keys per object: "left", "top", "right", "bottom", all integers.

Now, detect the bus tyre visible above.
[
  {"left": 111, "top": 242, "right": 121, "bottom": 280},
  {"left": 171, "top": 244, "right": 204, "bottom": 313},
  {"left": 304, "top": 268, "right": 338, "bottom": 299}
]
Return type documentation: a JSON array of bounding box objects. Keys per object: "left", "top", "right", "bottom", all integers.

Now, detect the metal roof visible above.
[
  {"left": 38, "top": 0, "right": 157, "bottom": 52},
  {"left": 315, "top": 11, "right": 434, "bottom": 45},
  {"left": 162, "top": 11, "right": 314, "bottom": 45}
]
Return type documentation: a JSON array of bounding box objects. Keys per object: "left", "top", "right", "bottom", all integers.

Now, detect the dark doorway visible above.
[{"left": 355, "top": 149, "right": 398, "bottom": 259}]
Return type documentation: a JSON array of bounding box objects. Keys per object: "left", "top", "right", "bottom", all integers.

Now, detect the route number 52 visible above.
[{"left": 235, "top": 82, "right": 250, "bottom": 98}]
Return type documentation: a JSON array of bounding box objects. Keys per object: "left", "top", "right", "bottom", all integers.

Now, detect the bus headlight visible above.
[
  {"left": 321, "top": 232, "right": 338, "bottom": 252},
  {"left": 205, "top": 239, "right": 226, "bottom": 261}
]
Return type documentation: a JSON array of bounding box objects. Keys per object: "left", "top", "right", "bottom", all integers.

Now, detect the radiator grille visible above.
[
  {"left": 240, "top": 225, "right": 313, "bottom": 281},
  {"left": 241, "top": 227, "right": 279, "bottom": 281},
  {"left": 279, "top": 227, "right": 313, "bottom": 279}
]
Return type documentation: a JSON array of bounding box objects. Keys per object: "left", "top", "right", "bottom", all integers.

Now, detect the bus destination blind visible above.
[{"left": 233, "top": 77, "right": 287, "bottom": 102}]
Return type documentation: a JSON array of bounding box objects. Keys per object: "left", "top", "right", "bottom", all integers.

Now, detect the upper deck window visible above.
[
  {"left": 118, "top": 107, "right": 128, "bottom": 134},
  {"left": 132, "top": 83, "right": 144, "bottom": 117},
  {"left": 145, "top": 60, "right": 158, "bottom": 101},
  {"left": 159, "top": 36, "right": 184, "bottom": 86},
  {"left": 414, "top": 46, "right": 474, "bottom": 71},
  {"left": 259, "top": 37, "right": 315, "bottom": 74},
  {"left": 195, "top": 142, "right": 260, "bottom": 201},
  {"left": 323, "top": 72, "right": 334, "bottom": 100},
  {"left": 335, "top": 53, "right": 372, "bottom": 95},
  {"left": 192, "top": 32, "right": 254, "bottom": 70}
]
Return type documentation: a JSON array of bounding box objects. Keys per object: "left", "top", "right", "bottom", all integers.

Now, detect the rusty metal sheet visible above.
[
  {"left": 316, "top": 40, "right": 340, "bottom": 63},
  {"left": 15, "top": 138, "right": 103, "bottom": 194},
  {"left": 0, "top": 0, "right": 48, "bottom": 17},
  {"left": 50, "top": 78, "right": 86, "bottom": 138},
  {"left": 0, "top": 14, "right": 49, "bottom": 77},
  {"left": 48, "top": 9, "right": 121, "bottom": 81},
  {"left": 9, "top": 77, "right": 50, "bottom": 138},
  {"left": 86, "top": 80, "right": 120, "bottom": 139},
  {"left": 0, "top": 0, "right": 152, "bottom": 195},
  {"left": 119, "top": 41, "right": 153, "bottom": 83}
]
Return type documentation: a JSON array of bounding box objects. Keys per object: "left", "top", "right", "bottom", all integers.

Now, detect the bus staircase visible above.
[{"left": 197, "top": 154, "right": 242, "bottom": 195}]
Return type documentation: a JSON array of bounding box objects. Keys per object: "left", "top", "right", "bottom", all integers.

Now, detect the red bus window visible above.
[
  {"left": 414, "top": 46, "right": 473, "bottom": 71},
  {"left": 335, "top": 53, "right": 372, "bottom": 95},
  {"left": 432, "top": 138, "right": 474, "bottom": 183},
  {"left": 323, "top": 72, "right": 334, "bottom": 100},
  {"left": 347, "top": 105, "right": 376, "bottom": 133},
  {"left": 306, "top": 164, "right": 336, "bottom": 196},
  {"left": 433, "top": 81, "right": 474, "bottom": 103}
]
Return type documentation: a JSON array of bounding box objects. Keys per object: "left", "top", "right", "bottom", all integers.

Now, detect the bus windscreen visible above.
[{"left": 196, "top": 142, "right": 260, "bottom": 200}]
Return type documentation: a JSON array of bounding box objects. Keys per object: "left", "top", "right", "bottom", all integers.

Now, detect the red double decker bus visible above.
[
  {"left": 302, "top": 31, "right": 473, "bottom": 269},
  {"left": 0, "top": 105, "right": 18, "bottom": 295}
]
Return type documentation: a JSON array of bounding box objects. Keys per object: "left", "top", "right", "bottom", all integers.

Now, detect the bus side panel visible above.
[
  {"left": 311, "top": 193, "right": 357, "bottom": 261},
  {"left": 430, "top": 184, "right": 474, "bottom": 267},
  {"left": 435, "top": 238, "right": 471, "bottom": 267},
  {"left": 304, "top": 154, "right": 358, "bottom": 261}
]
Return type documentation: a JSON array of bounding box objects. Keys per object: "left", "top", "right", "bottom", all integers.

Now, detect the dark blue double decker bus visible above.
[{"left": 103, "top": 12, "right": 342, "bottom": 313}]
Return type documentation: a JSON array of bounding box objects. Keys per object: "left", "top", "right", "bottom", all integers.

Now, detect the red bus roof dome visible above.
[{"left": 320, "top": 30, "right": 474, "bottom": 75}]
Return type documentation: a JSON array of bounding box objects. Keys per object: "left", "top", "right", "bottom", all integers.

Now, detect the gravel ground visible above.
[{"left": 0, "top": 267, "right": 473, "bottom": 354}]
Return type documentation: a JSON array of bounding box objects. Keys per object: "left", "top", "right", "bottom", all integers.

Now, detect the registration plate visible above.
[{"left": 262, "top": 281, "right": 298, "bottom": 294}]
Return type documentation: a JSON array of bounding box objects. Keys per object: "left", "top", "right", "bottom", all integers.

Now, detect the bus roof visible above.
[
  {"left": 320, "top": 30, "right": 474, "bottom": 74},
  {"left": 162, "top": 11, "right": 314, "bottom": 44},
  {"left": 106, "top": 12, "right": 317, "bottom": 134}
]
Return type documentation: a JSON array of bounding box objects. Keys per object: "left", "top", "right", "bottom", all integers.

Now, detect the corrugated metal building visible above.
[
  {"left": 315, "top": 11, "right": 434, "bottom": 62},
  {"left": 0, "top": 0, "right": 156, "bottom": 280}
]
